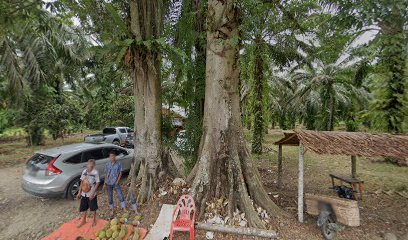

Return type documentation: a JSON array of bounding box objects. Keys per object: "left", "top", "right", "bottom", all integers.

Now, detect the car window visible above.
[
  {"left": 119, "top": 128, "right": 127, "bottom": 133},
  {"left": 102, "top": 147, "right": 116, "bottom": 158},
  {"left": 103, "top": 128, "right": 116, "bottom": 134},
  {"left": 26, "top": 154, "right": 54, "bottom": 170},
  {"left": 118, "top": 148, "right": 128, "bottom": 155},
  {"left": 64, "top": 153, "right": 82, "bottom": 164},
  {"left": 82, "top": 148, "right": 104, "bottom": 162},
  {"left": 127, "top": 128, "right": 134, "bottom": 133},
  {"left": 103, "top": 147, "right": 127, "bottom": 157}
]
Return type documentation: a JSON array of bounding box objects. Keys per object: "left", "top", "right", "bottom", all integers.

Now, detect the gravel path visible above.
[{"left": 0, "top": 165, "right": 78, "bottom": 240}]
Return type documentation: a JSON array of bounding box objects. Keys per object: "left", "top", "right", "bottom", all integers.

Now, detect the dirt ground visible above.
[{"left": 0, "top": 130, "right": 407, "bottom": 240}]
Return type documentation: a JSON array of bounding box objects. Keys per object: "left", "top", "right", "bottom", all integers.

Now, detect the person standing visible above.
[
  {"left": 77, "top": 159, "right": 100, "bottom": 227},
  {"left": 104, "top": 151, "right": 127, "bottom": 217}
]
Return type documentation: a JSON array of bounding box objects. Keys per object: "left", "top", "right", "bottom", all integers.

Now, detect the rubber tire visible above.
[
  {"left": 112, "top": 140, "right": 120, "bottom": 145},
  {"left": 320, "top": 215, "right": 337, "bottom": 240},
  {"left": 67, "top": 177, "right": 81, "bottom": 200}
]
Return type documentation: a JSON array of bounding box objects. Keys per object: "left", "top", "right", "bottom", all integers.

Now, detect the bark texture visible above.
[
  {"left": 127, "top": 0, "right": 165, "bottom": 203},
  {"left": 189, "top": 0, "right": 284, "bottom": 229}
]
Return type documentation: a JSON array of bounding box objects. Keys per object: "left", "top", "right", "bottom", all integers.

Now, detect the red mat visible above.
[{"left": 42, "top": 218, "right": 147, "bottom": 240}]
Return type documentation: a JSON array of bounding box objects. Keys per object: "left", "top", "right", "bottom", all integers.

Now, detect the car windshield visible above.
[
  {"left": 103, "top": 128, "right": 116, "bottom": 134},
  {"left": 26, "top": 154, "right": 54, "bottom": 171}
]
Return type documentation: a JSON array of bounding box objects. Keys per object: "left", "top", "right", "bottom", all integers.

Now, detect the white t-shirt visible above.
[{"left": 80, "top": 169, "right": 100, "bottom": 197}]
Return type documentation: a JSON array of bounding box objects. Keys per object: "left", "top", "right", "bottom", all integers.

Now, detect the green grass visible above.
[
  {"left": 0, "top": 130, "right": 97, "bottom": 168},
  {"left": 0, "top": 127, "right": 26, "bottom": 137}
]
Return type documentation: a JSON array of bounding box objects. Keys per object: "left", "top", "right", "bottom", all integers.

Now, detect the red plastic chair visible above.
[{"left": 169, "top": 194, "right": 196, "bottom": 240}]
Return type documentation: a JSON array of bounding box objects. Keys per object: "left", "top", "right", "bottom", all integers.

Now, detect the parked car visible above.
[
  {"left": 22, "top": 143, "right": 138, "bottom": 199},
  {"left": 84, "top": 127, "right": 133, "bottom": 146},
  {"left": 124, "top": 132, "right": 135, "bottom": 149}
]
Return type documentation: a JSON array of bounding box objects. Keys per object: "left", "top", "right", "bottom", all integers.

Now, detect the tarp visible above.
[{"left": 42, "top": 217, "right": 147, "bottom": 240}]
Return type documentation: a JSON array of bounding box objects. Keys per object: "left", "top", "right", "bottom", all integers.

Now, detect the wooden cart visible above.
[{"left": 305, "top": 193, "right": 360, "bottom": 240}]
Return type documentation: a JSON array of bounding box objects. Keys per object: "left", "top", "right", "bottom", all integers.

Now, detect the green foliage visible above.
[
  {"left": 325, "top": 0, "right": 408, "bottom": 133},
  {"left": 71, "top": 57, "right": 134, "bottom": 130},
  {"left": 368, "top": 34, "right": 407, "bottom": 133},
  {"left": 291, "top": 57, "right": 370, "bottom": 131},
  {"left": 18, "top": 85, "right": 85, "bottom": 145},
  {"left": 240, "top": 0, "right": 318, "bottom": 152},
  {"left": 161, "top": 0, "right": 207, "bottom": 169},
  {"left": 0, "top": 109, "right": 19, "bottom": 134},
  {"left": 181, "top": 106, "right": 203, "bottom": 172},
  {"left": 0, "top": 1, "right": 89, "bottom": 144},
  {"left": 42, "top": 95, "right": 85, "bottom": 140},
  {"left": 19, "top": 85, "right": 50, "bottom": 145},
  {"left": 0, "top": 0, "right": 406, "bottom": 152},
  {"left": 89, "top": 95, "right": 134, "bottom": 129}
]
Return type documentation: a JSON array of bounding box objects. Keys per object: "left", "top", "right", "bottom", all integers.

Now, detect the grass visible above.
[
  {"left": 0, "top": 130, "right": 96, "bottom": 168},
  {"left": 0, "top": 127, "right": 26, "bottom": 137}
]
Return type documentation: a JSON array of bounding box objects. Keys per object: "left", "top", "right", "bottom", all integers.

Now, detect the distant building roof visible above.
[{"left": 162, "top": 104, "right": 187, "bottom": 118}]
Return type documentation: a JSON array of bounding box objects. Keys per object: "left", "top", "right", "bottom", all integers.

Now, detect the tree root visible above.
[{"left": 190, "top": 130, "right": 287, "bottom": 229}]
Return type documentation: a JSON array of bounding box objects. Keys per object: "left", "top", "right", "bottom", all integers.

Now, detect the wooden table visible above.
[{"left": 329, "top": 174, "right": 364, "bottom": 200}]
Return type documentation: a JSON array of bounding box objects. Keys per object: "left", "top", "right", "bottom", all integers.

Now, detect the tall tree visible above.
[
  {"left": 292, "top": 56, "right": 369, "bottom": 131},
  {"left": 55, "top": 0, "right": 171, "bottom": 202},
  {"left": 127, "top": 0, "right": 168, "bottom": 203},
  {"left": 0, "top": 0, "right": 87, "bottom": 144},
  {"left": 268, "top": 71, "right": 300, "bottom": 130},
  {"left": 188, "top": 0, "right": 284, "bottom": 228},
  {"left": 327, "top": 0, "right": 408, "bottom": 133},
  {"left": 240, "top": 0, "right": 316, "bottom": 153}
]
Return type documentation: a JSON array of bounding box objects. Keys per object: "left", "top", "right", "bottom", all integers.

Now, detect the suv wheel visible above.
[
  {"left": 112, "top": 140, "right": 120, "bottom": 145},
  {"left": 67, "top": 177, "right": 81, "bottom": 199}
]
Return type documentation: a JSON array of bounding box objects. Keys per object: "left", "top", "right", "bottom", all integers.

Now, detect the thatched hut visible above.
[{"left": 274, "top": 129, "right": 408, "bottom": 222}]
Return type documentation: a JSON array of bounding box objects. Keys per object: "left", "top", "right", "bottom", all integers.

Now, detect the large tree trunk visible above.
[
  {"left": 189, "top": 0, "right": 285, "bottom": 229},
  {"left": 131, "top": 50, "right": 162, "bottom": 203},
  {"left": 327, "top": 93, "right": 334, "bottom": 131},
  {"left": 127, "top": 0, "right": 164, "bottom": 203}
]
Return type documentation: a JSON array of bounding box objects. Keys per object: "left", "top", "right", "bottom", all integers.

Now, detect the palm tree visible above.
[
  {"left": 0, "top": 1, "right": 88, "bottom": 144},
  {"left": 240, "top": 0, "right": 316, "bottom": 153},
  {"left": 0, "top": 1, "right": 87, "bottom": 102},
  {"left": 268, "top": 71, "right": 300, "bottom": 130},
  {"left": 292, "top": 56, "right": 370, "bottom": 131}
]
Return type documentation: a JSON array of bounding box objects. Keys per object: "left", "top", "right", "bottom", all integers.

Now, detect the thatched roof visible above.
[
  {"left": 275, "top": 129, "right": 408, "bottom": 158},
  {"left": 274, "top": 132, "right": 299, "bottom": 146}
]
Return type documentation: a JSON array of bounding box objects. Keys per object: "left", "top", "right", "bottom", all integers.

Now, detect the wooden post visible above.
[
  {"left": 298, "top": 143, "right": 304, "bottom": 223},
  {"left": 278, "top": 144, "right": 283, "bottom": 189},
  {"left": 351, "top": 156, "right": 357, "bottom": 178}
]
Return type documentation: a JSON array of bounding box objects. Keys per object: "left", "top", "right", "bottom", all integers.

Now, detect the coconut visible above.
[
  {"left": 98, "top": 230, "right": 106, "bottom": 238},
  {"left": 110, "top": 218, "right": 119, "bottom": 225},
  {"left": 106, "top": 229, "right": 113, "bottom": 238}
]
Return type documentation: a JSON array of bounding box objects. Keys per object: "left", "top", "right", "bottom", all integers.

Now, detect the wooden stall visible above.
[{"left": 274, "top": 129, "right": 408, "bottom": 222}]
